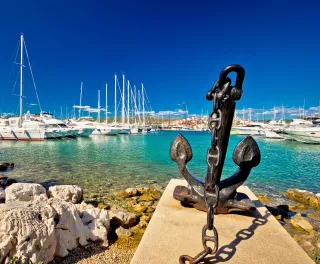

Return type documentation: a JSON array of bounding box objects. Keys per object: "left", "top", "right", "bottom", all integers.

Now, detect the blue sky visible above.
[{"left": 0, "top": 0, "right": 319, "bottom": 119}]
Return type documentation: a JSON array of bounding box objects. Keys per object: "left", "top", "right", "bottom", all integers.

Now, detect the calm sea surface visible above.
[{"left": 1, "top": 131, "right": 319, "bottom": 203}]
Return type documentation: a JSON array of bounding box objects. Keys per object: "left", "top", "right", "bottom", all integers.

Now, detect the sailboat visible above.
[
  {"left": 0, "top": 34, "right": 47, "bottom": 141},
  {"left": 70, "top": 87, "right": 119, "bottom": 136}
]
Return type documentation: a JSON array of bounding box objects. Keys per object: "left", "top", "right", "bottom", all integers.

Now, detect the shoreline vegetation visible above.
[{"left": 1, "top": 164, "right": 320, "bottom": 263}]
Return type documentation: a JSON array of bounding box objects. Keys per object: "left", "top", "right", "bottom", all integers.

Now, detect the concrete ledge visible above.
[{"left": 131, "top": 179, "right": 313, "bottom": 264}]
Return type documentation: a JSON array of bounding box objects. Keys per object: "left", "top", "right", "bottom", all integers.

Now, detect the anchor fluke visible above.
[
  {"left": 170, "top": 134, "right": 193, "bottom": 164},
  {"left": 232, "top": 136, "right": 261, "bottom": 168}
]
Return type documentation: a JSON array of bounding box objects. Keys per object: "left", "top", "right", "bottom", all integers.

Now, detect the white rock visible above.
[
  {"left": 116, "top": 226, "right": 132, "bottom": 237},
  {"left": 0, "top": 197, "right": 111, "bottom": 262},
  {"left": 109, "top": 209, "right": 137, "bottom": 228},
  {"left": 75, "top": 201, "right": 95, "bottom": 212},
  {"left": 0, "top": 201, "right": 56, "bottom": 264},
  {"left": 82, "top": 207, "right": 110, "bottom": 243},
  {"left": 47, "top": 198, "right": 97, "bottom": 257},
  {"left": 48, "top": 185, "right": 83, "bottom": 204},
  {"left": 5, "top": 183, "right": 47, "bottom": 202}
]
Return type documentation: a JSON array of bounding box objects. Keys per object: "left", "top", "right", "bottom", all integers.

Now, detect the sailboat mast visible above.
[
  {"left": 79, "top": 82, "right": 83, "bottom": 118},
  {"left": 122, "top": 74, "right": 125, "bottom": 124},
  {"left": 185, "top": 103, "right": 187, "bottom": 127},
  {"left": 142, "top": 83, "right": 145, "bottom": 125},
  {"left": 105, "top": 83, "right": 108, "bottom": 124},
  {"left": 98, "top": 90, "right": 100, "bottom": 123},
  {"left": 114, "top": 74, "right": 117, "bottom": 123},
  {"left": 138, "top": 90, "right": 141, "bottom": 125},
  {"left": 242, "top": 107, "right": 245, "bottom": 123},
  {"left": 134, "top": 85, "right": 137, "bottom": 124},
  {"left": 19, "top": 34, "right": 24, "bottom": 128},
  {"left": 127, "top": 80, "right": 130, "bottom": 124}
]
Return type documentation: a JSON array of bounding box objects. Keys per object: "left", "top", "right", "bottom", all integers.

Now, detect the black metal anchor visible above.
[{"left": 170, "top": 64, "right": 261, "bottom": 263}]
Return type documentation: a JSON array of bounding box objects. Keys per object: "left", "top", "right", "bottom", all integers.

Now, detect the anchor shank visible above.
[{"left": 212, "top": 98, "right": 235, "bottom": 184}]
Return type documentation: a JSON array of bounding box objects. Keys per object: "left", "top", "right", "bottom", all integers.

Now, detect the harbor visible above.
[{"left": 1, "top": 1, "right": 320, "bottom": 264}]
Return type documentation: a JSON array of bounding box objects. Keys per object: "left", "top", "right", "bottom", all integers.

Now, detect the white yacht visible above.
[
  {"left": 68, "top": 119, "right": 120, "bottom": 136},
  {"left": 0, "top": 115, "right": 46, "bottom": 141},
  {"left": 281, "top": 126, "right": 320, "bottom": 144},
  {"left": 277, "top": 119, "right": 320, "bottom": 143},
  {"left": 262, "top": 120, "right": 288, "bottom": 139},
  {"left": 38, "top": 113, "right": 81, "bottom": 138},
  {"left": 232, "top": 122, "right": 265, "bottom": 136}
]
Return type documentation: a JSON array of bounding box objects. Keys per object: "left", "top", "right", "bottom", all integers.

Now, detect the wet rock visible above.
[
  {"left": 0, "top": 187, "right": 5, "bottom": 203},
  {"left": 266, "top": 205, "right": 290, "bottom": 220},
  {"left": 0, "top": 162, "right": 14, "bottom": 171},
  {"left": 97, "top": 202, "right": 110, "bottom": 210},
  {"left": 289, "top": 203, "right": 306, "bottom": 211},
  {"left": 109, "top": 209, "right": 137, "bottom": 228},
  {"left": 90, "top": 193, "right": 99, "bottom": 199},
  {"left": 286, "top": 188, "right": 319, "bottom": 207},
  {"left": 139, "top": 215, "right": 150, "bottom": 228},
  {"left": 116, "top": 226, "right": 132, "bottom": 237},
  {"left": 138, "top": 192, "right": 160, "bottom": 202},
  {"left": 117, "top": 187, "right": 162, "bottom": 199},
  {"left": 293, "top": 233, "right": 318, "bottom": 257},
  {"left": 290, "top": 213, "right": 314, "bottom": 232},
  {"left": 5, "top": 183, "right": 47, "bottom": 202},
  {"left": 48, "top": 185, "right": 83, "bottom": 204},
  {"left": 257, "top": 195, "right": 271, "bottom": 203},
  {"left": 132, "top": 204, "right": 147, "bottom": 214},
  {"left": 0, "top": 200, "right": 56, "bottom": 264},
  {"left": 0, "top": 177, "right": 17, "bottom": 189}
]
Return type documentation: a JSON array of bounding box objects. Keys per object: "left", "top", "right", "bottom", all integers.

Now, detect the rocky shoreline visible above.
[
  {"left": 258, "top": 188, "right": 320, "bottom": 263},
  {"left": 0, "top": 172, "right": 162, "bottom": 264},
  {"left": 1, "top": 161, "right": 320, "bottom": 264}
]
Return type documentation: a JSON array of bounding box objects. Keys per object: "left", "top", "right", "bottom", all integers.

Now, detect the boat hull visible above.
[
  {"left": 91, "top": 128, "right": 119, "bottom": 135},
  {"left": 283, "top": 129, "right": 320, "bottom": 144},
  {"left": 231, "top": 127, "right": 262, "bottom": 136},
  {"left": 0, "top": 127, "right": 45, "bottom": 141},
  {"left": 264, "top": 129, "right": 284, "bottom": 139}
]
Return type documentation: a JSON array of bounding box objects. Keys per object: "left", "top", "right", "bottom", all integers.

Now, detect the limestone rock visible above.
[
  {"left": 109, "top": 209, "right": 137, "bottom": 228},
  {"left": 47, "top": 198, "right": 98, "bottom": 257},
  {"left": 81, "top": 207, "right": 110, "bottom": 243},
  {"left": 0, "top": 201, "right": 56, "bottom": 264},
  {"left": 5, "top": 183, "right": 47, "bottom": 202},
  {"left": 48, "top": 185, "right": 83, "bottom": 204},
  {"left": 290, "top": 213, "right": 314, "bottom": 232},
  {"left": 75, "top": 201, "right": 95, "bottom": 212},
  {"left": 286, "top": 189, "right": 319, "bottom": 207},
  {"left": 116, "top": 226, "right": 132, "bottom": 237}
]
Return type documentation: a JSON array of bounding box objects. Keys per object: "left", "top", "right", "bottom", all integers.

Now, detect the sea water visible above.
[{"left": 1, "top": 131, "right": 319, "bottom": 202}]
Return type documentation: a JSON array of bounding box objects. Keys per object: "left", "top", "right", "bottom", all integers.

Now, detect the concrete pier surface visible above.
[{"left": 131, "top": 179, "right": 313, "bottom": 264}]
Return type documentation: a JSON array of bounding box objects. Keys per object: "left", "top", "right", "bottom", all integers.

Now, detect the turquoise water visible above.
[{"left": 1, "top": 131, "right": 319, "bottom": 203}]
